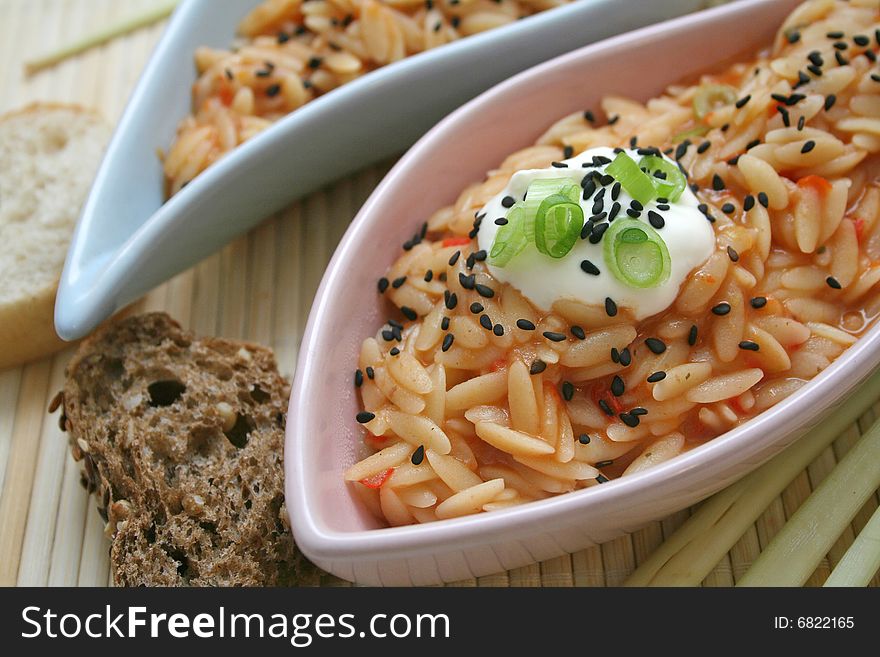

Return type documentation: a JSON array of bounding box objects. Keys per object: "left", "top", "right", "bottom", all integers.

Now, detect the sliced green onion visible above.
[
  {"left": 603, "top": 219, "right": 670, "bottom": 288},
  {"left": 489, "top": 204, "right": 529, "bottom": 266},
  {"left": 534, "top": 194, "right": 584, "bottom": 258},
  {"left": 638, "top": 155, "right": 687, "bottom": 202},
  {"left": 672, "top": 125, "right": 710, "bottom": 143},
  {"left": 693, "top": 84, "right": 737, "bottom": 121},
  {"left": 605, "top": 152, "right": 657, "bottom": 206},
  {"left": 521, "top": 178, "right": 578, "bottom": 241}
]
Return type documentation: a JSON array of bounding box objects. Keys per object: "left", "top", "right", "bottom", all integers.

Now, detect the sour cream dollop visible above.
[{"left": 476, "top": 147, "right": 715, "bottom": 320}]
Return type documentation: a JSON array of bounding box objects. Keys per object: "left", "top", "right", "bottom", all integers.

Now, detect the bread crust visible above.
[
  {"left": 57, "top": 313, "right": 317, "bottom": 586},
  {"left": 0, "top": 102, "right": 109, "bottom": 370}
]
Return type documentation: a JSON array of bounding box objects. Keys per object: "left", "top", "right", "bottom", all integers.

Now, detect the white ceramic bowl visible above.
[
  {"left": 284, "top": 0, "right": 872, "bottom": 586},
  {"left": 54, "top": 0, "right": 704, "bottom": 341}
]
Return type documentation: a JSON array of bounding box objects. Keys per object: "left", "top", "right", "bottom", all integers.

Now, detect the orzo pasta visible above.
[
  {"left": 347, "top": 0, "right": 880, "bottom": 526},
  {"left": 163, "top": 0, "right": 574, "bottom": 196}
]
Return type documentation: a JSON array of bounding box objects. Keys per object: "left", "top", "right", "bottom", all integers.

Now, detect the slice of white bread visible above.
[{"left": 0, "top": 103, "right": 111, "bottom": 369}]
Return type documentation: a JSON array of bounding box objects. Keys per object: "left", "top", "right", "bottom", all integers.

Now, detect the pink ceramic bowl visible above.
[{"left": 287, "top": 0, "right": 870, "bottom": 586}]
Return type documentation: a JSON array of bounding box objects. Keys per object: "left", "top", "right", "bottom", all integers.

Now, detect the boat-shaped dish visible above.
[
  {"left": 54, "top": 0, "right": 703, "bottom": 341},
  {"left": 284, "top": 0, "right": 877, "bottom": 586}
]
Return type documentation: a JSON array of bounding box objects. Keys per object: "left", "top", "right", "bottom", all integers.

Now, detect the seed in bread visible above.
[
  {"left": 56, "top": 312, "right": 317, "bottom": 586},
  {"left": 0, "top": 103, "right": 111, "bottom": 369}
]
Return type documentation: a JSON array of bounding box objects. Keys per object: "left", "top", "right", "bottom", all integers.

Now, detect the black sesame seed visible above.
[
  {"left": 746, "top": 139, "right": 761, "bottom": 151},
  {"left": 807, "top": 64, "right": 823, "bottom": 77},
  {"left": 355, "top": 369, "right": 364, "bottom": 387},
  {"left": 356, "top": 411, "right": 375, "bottom": 423},
  {"left": 867, "top": 50, "right": 878, "bottom": 63},
  {"left": 735, "top": 95, "right": 752, "bottom": 109},
  {"left": 424, "top": 270, "right": 434, "bottom": 282},
  {"left": 265, "top": 83, "right": 281, "bottom": 97},
  {"left": 696, "top": 140, "right": 711, "bottom": 154},
  {"left": 543, "top": 331, "right": 566, "bottom": 343},
  {"left": 388, "top": 318, "right": 403, "bottom": 329},
  {"left": 801, "top": 140, "right": 816, "bottom": 153},
  {"left": 475, "top": 284, "right": 495, "bottom": 298},
  {"left": 826, "top": 276, "right": 842, "bottom": 289},
  {"left": 688, "top": 324, "right": 698, "bottom": 346},
  {"left": 619, "top": 348, "right": 632, "bottom": 367},
  {"left": 516, "top": 319, "right": 536, "bottom": 331},
  {"left": 378, "top": 277, "right": 389, "bottom": 293},
  {"left": 611, "top": 375, "right": 625, "bottom": 397},
  {"left": 778, "top": 105, "right": 791, "bottom": 126},
  {"left": 276, "top": 32, "right": 289, "bottom": 44},
  {"left": 445, "top": 292, "right": 458, "bottom": 310},
  {"left": 743, "top": 195, "right": 755, "bottom": 211},
  {"left": 551, "top": 161, "right": 568, "bottom": 168},
  {"left": 441, "top": 316, "right": 450, "bottom": 331},
  {"left": 855, "top": 34, "right": 870, "bottom": 47},
  {"left": 836, "top": 52, "right": 849, "bottom": 66},
  {"left": 494, "top": 217, "right": 508, "bottom": 226},
  {"left": 610, "top": 347, "right": 620, "bottom": 364},
  {"left": 872, "top": 73, "right": 880, "bottom": 83},
  {"left": 657, "top": 203, "right": 670, "bottom": 211},
  {"left": 647, "top": 210, "right": 665, "bottom": 229},
  {"left": 459, "top": 272, "right": 476, "bottom": 290},
  {"left": 712, "top": 174, "right": 725, "bottom": 191},
  {"left": 392, "top": 276, "right": 406, "bottom": 289},
  {"left": 562, "top": 381, "right": 575, "bottom": 401},
  {"left": 824, "top": 94, "right": 837, "bottom": 111},
  {"left": 493, "top": 324, "right": 504, "bottom": 336},
  {"left": 563, "top": 145, "right": 574, "bottom": 159},
  {"left": 381, "top": 329, "right": 394, "bottom": 342},
  {"left": 578, "top": 433, "right": 591, "bottom": 445},
  {"left": 365, "top": 366, "right": 375, "bottom": 380},
  {"left": 631, "top": 407, "right": 648, "bottom": 416},
  {"left": 727, "top": 245, "right": 740, "bottom": 262},
  {"left": 589, "top": 223, "right": 609, "bottom": 244},
  {"left": 530, "top": 359, "right": 547, "bottom": 375},
  {"left": 620, "top": 413, "right": 639, "bottom": 428},
  {"left": 739, "top": 340, "right": 760, "bottom": 351},
  {"left": 441, "top": 334, "right": 454, "bottom": 352},
  {"left": 826, "top": 31, "right": 844, "bottom": 39},
  {"left": 401, "top": 306, "right": 417, "bottom": 321},
  {"left": 411, "top": 445, "right": 425, "bottom": 465},
  {"left": 448, "top": 251, "right": 460, "bottom": 266},
  {"left": 758, "top": 192, "right": 769, "bottom": 208},
  {"left": 308, "top": 56, "right": 323, "bottom": 69},
  {"left": 479, "top": 314, "right": 493, "bottom": 330},
  {"left": 611, "top": 181, "right": 621, "bottom": 200},
  {"left": 389, "top": 347, "right": 400, "bottom": 356},
  {"left": 675, "top": 141, "right": 690, "bottom": 161},
  {"left": 647, "top": 371, "right": 666, "bottom": 383},
  {"left": 721, "top": 203, "right": 735, "bottom": 215},
  {"left": 584, "top": 110, "right": 596, "bottom": 123},
  {"left": 750, "top": 296, "right": 767, "bottom": 309},
  {"left": 580, "top": 259, "right": 600, "bottom": 275},
  {"left": 626, "top": 208, "right": 641, "bottom": 219},
  {"left": 605, "top": 297, "right": 618, "bottom": 317},
  {"left": 808, "top": 51, "right": 823, "bottom": 67},
  {"left": 608, "top": 202, "right": 621, "bottom": 221},
  {"left": 598, "top": 399, "right": 614, "bottom": 416},
  {"left": 786, "top": 29, "right": 800, "bottom": 44},
  {"left": 599, "top": 174, "right": 614, "bottom": 186},
  {"left": 645, "top": 337, "right": 666, "bottom": 354},
  {"left": 571, "top": 325, "right": 585, "bottom": 340},
  {"left": 712, "top": 302, "right": 731, "bottom": 316},
  {"left": 470, "top": 302, "right": 484, "bottom": 314},
  {"left": 501, "top": 195, "right": 516, "bottom": 208}
]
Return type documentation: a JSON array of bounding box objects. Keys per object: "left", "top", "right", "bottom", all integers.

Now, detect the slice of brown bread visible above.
[{"left": 55, "top": 312, "right": 318, "bottom": 586}]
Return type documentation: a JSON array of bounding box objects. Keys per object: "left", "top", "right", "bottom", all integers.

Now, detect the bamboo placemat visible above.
[{"left": 1, "top": 0, "right": 877, "bottom": 588}]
